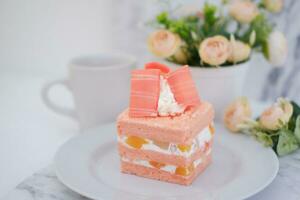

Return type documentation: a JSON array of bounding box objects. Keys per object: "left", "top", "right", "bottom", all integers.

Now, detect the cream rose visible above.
[
  {"left": 228, "top": 40, "right": 251, "bottom": 63},
  {"left": 266, "top": 31, "right": 288, "bottom": 67},
  {"left": 260, "top": 98, "right": 293, "bottom": 130},
  {"left": 229, "top": 0, "right": 259, "bottom": 23},
  {"left": 263, "top": 0, "right": 283, "bottom": 13},
  {"left": 224, "top": 97, "right": 252, "bottom": 132},
  {"left": 147, "top": 30, "right": 187, "bottom": 63},
  {"left": 199, "top": 36, "right": 231, "bottom": 66}
]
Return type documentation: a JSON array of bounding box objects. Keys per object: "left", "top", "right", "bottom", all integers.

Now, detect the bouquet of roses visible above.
[
  {"left": 147, "top": 0, "right": 287, "bottom": 67},
  {"left": 224, "top": 97, "right": 300, "bottom": 156}
]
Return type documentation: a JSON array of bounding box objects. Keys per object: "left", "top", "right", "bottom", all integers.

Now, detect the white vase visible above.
[{"left": 164, "top": 61, "right": 250, "bottom": 121}]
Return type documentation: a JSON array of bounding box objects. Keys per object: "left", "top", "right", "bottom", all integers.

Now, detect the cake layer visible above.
[
  {"left": 121, "top": 153, "right": 212, "bottom": 185},
  {"left": 118, "top": 126, "right": 213, "bottom": 158},
  {"left": 117, "top": 101, "right": 214, "bottom": 145},
  {"left": 121, "top": 156, "right": 203, "bottom": 175},
  {"left": 118, "top": 141, "right": 212, "bottom": 167}
]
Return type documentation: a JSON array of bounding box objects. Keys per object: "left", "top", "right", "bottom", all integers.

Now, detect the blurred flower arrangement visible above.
[
  {"left": 148, "top": 0, "right": 287, "bottom": 67},
  {"left": 224, "top": 97, "right": 300, "bottom": 156}
]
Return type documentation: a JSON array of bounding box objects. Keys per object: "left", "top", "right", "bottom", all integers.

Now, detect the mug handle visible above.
[{"left": 41, "top": 79, "right": 77, "bottom": 120}]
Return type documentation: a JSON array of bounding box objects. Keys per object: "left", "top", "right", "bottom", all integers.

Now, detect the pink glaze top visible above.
[{"left": 117, "top": 101, "right": 214, "bottom": 145}]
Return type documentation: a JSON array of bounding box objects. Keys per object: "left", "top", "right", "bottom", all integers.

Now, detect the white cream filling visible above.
[
  {"left": 119, "top": 126, "right": 212, "bottom": 158},
  {"left": 121, "top": 157, "right": 204, "bottom": 174},
  {"left": 157, "top": 76, "right": 184, "bottom": 116}
]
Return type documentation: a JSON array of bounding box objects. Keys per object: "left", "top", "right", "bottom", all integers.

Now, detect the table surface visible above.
[{"left": 1, "top": 69, "right": 300, "bottom": 200}]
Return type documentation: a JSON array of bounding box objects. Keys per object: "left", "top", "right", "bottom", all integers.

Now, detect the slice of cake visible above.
[{"left": 116, "top": 62, "right": 215, "bottom": 185}]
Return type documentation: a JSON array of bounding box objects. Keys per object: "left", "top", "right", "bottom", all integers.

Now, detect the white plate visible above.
[{"left": 54, "top": 123, "right": 279, "bottom": 200}]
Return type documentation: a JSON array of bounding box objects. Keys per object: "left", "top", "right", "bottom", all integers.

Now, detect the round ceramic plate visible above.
[{"left": 54, "top": 123, "right": 279, "bottom": 200}]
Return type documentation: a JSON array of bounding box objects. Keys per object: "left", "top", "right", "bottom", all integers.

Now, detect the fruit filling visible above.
[
  {"left": 177, "top": 144, "right": 192, "bottom": 152},
  {"left": 209, "top": 123, "right": 215, "bottom": 135},
  {"left": 175, "top": 164, "right": 195, "bottom": 176},
  {"left": 149, "top": 161, "right": 166, "bottom": 169},
  {"left": 125, "top": 136, "right": 148, "bottom": 149},
  {"left": 120, "top": 125, "right": 214, "bottom": 156},
  {"left": 121, "top": 156, "right": 206, "bottom": 177}
]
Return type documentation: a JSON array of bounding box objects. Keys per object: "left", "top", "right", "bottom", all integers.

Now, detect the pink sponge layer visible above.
[
  {"left": 121, "top": 153, "right": 212, "bottom": 186},
  {"left": 117, "top": 102, "right": 214, "bottom": 145}
]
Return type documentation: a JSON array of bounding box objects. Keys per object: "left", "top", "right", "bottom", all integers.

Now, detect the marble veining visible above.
[
  {"left": 277, "top": 153, "right": 300, "bottom": 196},
  {"left": 259, "top": 0, "right": 300, "bottom": 102},
  {"left": 3, "top": 153, "right": 300, "bottom": 200},
  {"left": 4, "top": 165, "right": 89, "bottom": 200}
]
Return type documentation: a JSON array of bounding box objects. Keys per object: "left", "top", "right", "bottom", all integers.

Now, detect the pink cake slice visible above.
[{"left": 116, "top": 101, "right": 214, "bottom": 185}]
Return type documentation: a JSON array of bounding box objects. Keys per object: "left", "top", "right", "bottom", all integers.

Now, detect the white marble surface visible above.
[{"left": 2, "top": 151, "right": 300, "bottom": 200}]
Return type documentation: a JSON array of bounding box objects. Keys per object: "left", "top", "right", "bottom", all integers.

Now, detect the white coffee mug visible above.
[{"left": 41, "top": 53, "right": 136, "bottom": 130}]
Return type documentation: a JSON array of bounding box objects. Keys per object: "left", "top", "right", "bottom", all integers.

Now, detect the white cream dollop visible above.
[{"left": 157, "top": 76, "right": 184, "bottom": 116}]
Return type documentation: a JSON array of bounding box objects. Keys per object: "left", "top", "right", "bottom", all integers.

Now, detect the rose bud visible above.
[
  {"left": 228, "top": 40, "right": 251, "bottom": 63},
  {"left": 199, "top": 35, "right": 232, "bottom": 66},
  {"left": 266, "top": 31, "right": 288, "bottom": 67},
  {"left": 260, "top": 98, "right": 293, "bottom": 131},
  {"left": 224, "top": 97, "right": 252, "bottom": 132},
  {"left": 147, "top": 30, "right": 187, "bottom": 64},
  {"left": 229, "top": 0, "right": 259, "bottom": 23}
]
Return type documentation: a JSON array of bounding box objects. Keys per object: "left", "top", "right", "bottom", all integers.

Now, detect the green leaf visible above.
[
  {"left": 294, "top": 116, "right": 300, "bottom": 143},
  {"left": 288, "top": 101, "right": 300, "bottom": 131},
  {"left": 202, "top": 2, "right": 229, "bottom": 37},
  {"left": 203, "top": 2, "right": 218, "bottom": 26},
  {"left": 254, "top": 131, "right": 273, "bottom": 147},
  {"left": 156, "top": 12, "right": 171, "bottom": 28},
  {"left": 262, "top": 42, "right": 269, "bottom": 60},
  {"left": 291, "top": 101, "right": 300, "bottom": 117},
  {"left": 277, "top": 129, "right": 299, "bottom": 156},
  {"left": 241, "top": 14, "right": 273, "bottom": 48}
]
